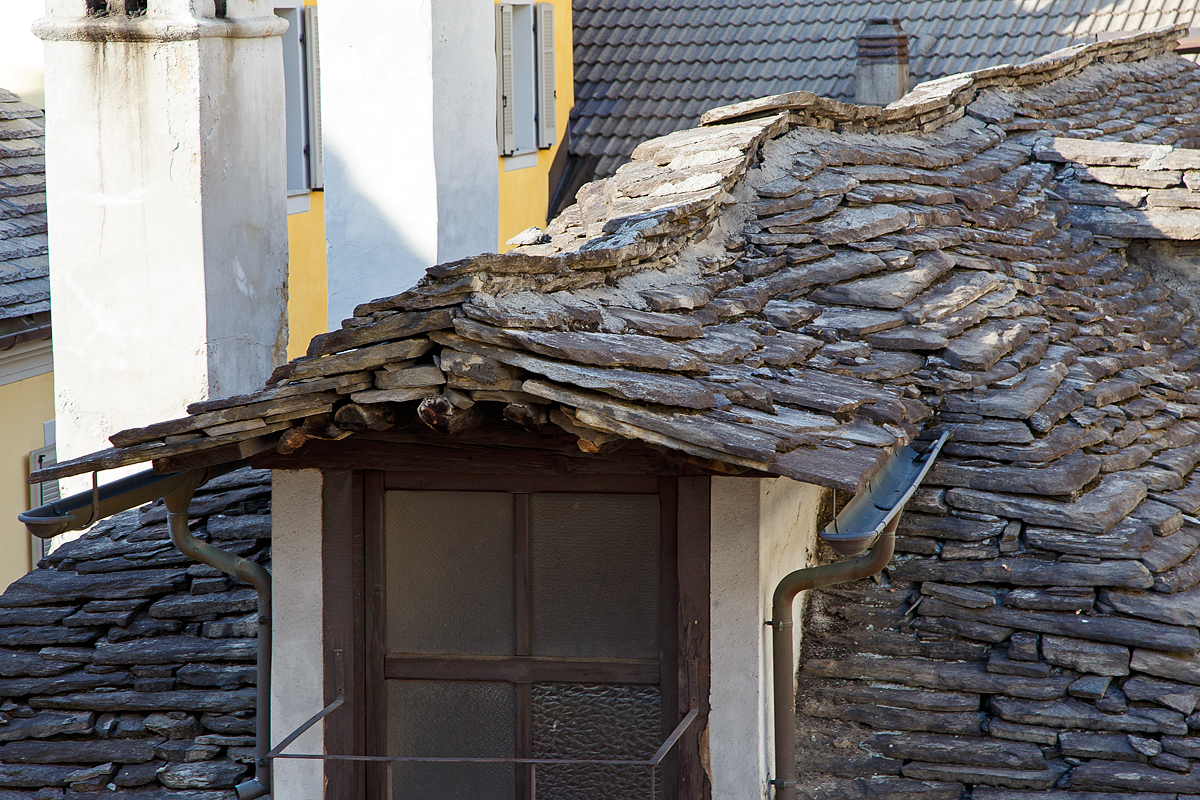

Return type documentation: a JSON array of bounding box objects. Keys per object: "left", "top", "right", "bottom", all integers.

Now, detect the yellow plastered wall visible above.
[
  {"left": 286, "top": 190, "right": 329, "bottom": 358},
  {"left": 497, "top": 0, "right": 574, "bottom": 251},
  {"left": 0, "top": 371, "right": 52, "bottom": 591},
  {"left": 283, "top": 0, "right": 329, "bottom": 358}
]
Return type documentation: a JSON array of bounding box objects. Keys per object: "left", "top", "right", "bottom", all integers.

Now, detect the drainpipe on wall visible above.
[
  {"left": 855, "top": 18, "right": 911, "bottom": 106},
  {"left": 20, "top": 462, "right": 272, "bottom": 800},
  {"left": 767, "top": 432, "right": 948, "bottom": 800}
]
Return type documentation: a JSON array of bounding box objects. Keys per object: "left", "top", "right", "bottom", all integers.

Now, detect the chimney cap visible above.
[{"left": 857, "top": 18, "right": 910, "bottom": 63}]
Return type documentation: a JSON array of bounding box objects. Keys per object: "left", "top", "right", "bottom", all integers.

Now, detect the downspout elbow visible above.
[
  {"left": 769, "top": 519, "right": 897, "bottom": 800},
  {"left": 164, "top": 480, "right": 273, "bottom": 800}
]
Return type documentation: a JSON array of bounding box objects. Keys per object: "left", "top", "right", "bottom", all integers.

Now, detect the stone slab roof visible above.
[
  {"left": 0, "top": 468, "right": 269, "bottom": 797},
  {"left": 0, "top": 89, "right": 47, "bottom": 332},
  {"left": 35, "top": 26, "right": 1200, "bottom": 498},
  {"left": 11, "top": 27, "right": 1200, "bottom": 799},
  {"left": 572, "top": 0, "right": 1200, "bottom": 179}
]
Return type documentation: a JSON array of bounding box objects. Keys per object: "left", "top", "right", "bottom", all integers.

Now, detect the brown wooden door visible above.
[{"left": 363, "top": 474, "right": 692, "bottom": 800}]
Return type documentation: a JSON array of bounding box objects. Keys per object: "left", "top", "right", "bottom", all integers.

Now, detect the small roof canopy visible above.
[{"left": 33, "top": 26, "right": 1200, "bottom": 500}]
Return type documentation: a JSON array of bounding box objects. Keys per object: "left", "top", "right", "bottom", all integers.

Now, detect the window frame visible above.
[
  {"left": 274, "top": 3, "right": 324, "bottom": 197},
  {"left": 318, "top": 469, "right": 712, "bottom": 800},
  {"left": 496, "top": 1, "right": 556, "bottom": 161}
]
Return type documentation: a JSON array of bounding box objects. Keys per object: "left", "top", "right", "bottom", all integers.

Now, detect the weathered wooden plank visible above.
[
  {"left": 152, "top": 430, "right": 284, "bottom": 476},
  {"left": 1032, "top": 138, "right": 1172, "bottom": 167},
  {"left": 431, "top": 331, "right": 717, "bottom": 409},
  {"left": 772, "top": 444, "right": 889, "bottom": 493},
  {"left": 454, "top": 318, "right": 708, "bottom": 373},
  {"left": 185, "top": 372, "right": 372, "bottom": 415},
  {"left": 920, "top": 596, "right": 1200, "bottom": 653},
  {"left": 34, "top": 422, "right": 292, "bottom": 483},
  {"left": 929, "top": 451, "right": 1100, "bottom": 497},
  {"left": 110, "top": 393, "right": 337, "bottom": 448},
  {"left": 523, "top": 380, "right": 783, "bottom": 464},
  {"left": 307, "top": 308, "right": 455, "bottom": 357}
]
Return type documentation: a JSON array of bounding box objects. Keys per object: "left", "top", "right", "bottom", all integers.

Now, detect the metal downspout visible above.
[
  {"left": 766, "top": 432, "right": 949, "bottom": 800},
  {"left": 19, "top": 462, "right": 272, "bottom": 800},
  {"left": 768, "top": 518, "right": 898, "bottom": 800},
  {"left": 164, "top": 477, "right": 273, "bottom": 800}
]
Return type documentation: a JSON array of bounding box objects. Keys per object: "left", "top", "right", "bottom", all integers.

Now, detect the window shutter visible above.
[
  {"left": 303, "top": 6, "right": 324, "bottom": 190},
  {"left": 28, "top": 444, "right": 57, "bottom": 563},
  {"left": 535, "top": 2, "right": 556, "bottom": 149},
  {"left": 496, "top": 4, "right": 516, "bottom": 156}
]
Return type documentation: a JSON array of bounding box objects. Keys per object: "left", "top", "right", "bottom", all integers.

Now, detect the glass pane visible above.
[
  {"left": 386, "top": 680, "right": 515, "bottom": 800},
  {"left": 531, "top": 493, "right": 660, "bottom": 659},
  {"left": 385, "top": 491, "right": 514, "bottom": 655},
  {"left": 532, "top": 683, "right": 663, "bottom": 800}
]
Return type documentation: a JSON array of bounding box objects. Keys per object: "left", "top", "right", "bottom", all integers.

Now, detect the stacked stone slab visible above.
[
  {"left": 0, "top": 469, "right": 269, "bottom": 798},
  {"left": 20, "top": 23, "right": 1200, "bottom": 800},
  {"left": 0, "top": 88, "right": 49, "bottom": 331}
]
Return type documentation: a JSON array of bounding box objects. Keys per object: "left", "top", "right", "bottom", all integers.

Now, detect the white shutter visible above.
[
  {"left": 28, "top": 444, "right": 57, "bottom": 564},
  {"left": 496, "top": 4, "right": 516, "bottom": 156},
  {"left": 535, "top": 2, "right": 556, "bottom": 149},
  {"left": 304, "top": 6, "right": 324, "bottom": 190}
]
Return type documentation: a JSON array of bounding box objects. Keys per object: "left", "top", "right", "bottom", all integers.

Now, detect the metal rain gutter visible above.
[
  {"left": 767, "top": 431, "right": 949, "bottom": 800},
  {"left": 20, "top": 462, "right": 273, "bottom": 800}
]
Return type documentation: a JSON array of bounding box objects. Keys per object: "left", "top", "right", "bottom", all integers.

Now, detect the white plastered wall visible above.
[
  {"left": 709, "top": 477, "right": 825, "bottom": 800},
  {"left": 271, "top": 469, "right": 326, "bottom": 800},
  {"left": 322, "top": 0, "right": 500, "bottom": 327},
  {"left": 41, "top": 11, "right": 288, "bottom": 494}
]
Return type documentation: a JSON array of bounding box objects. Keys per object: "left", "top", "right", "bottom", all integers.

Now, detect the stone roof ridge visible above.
[
  {"left": 699, "top": 24, "right": 1190, "bottom": 132},
  {"left": 28, "top": 37, "right": 1200, "bottom": 501}
]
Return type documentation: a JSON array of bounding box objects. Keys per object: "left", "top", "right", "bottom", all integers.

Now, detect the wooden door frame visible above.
[{"left": 320, "top": 469, "right": 712, "bottom": 800}]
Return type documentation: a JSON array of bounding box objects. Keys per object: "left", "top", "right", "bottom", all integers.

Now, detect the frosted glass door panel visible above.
[
  {"left": 386, "top": 680, "right": 515, "bottom": 800},
  {"left": 385, "top": 491, "right": 514, "bottom": 655},
  {"left": 530, "top": 493, "right": 660, "bottom": 659},
  {"left": 532, "top": 683, "right": 663, "bottom": 800}
]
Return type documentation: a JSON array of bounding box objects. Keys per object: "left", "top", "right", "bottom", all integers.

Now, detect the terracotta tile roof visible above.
[
  {"left": 0, "top": 89, "right": 48, "bottom": 328},
  {"left": 34, "top": 26, "right": 1200, "bottom": 498},
  {"left": 572, "top": 0, "right": 1200, "bottom": 178}
]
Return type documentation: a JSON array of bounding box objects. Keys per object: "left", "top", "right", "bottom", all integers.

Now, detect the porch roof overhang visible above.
[{"left": 29, "top": 24, "right": 1200, "bottom": 499}]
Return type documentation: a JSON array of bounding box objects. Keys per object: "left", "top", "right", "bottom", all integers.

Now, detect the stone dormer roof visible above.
[
  {"left": 11, "top": 27, "right": 1200, "bottom": 800},
  {"left": 0, "top": 89, "right": 48, "bottom": 339},
  {"left": 571, "top": 0, "right": 1200, "bottom": 179},
  {"left": 33, "top": 26, "right": 1200, "bottom": 499}
]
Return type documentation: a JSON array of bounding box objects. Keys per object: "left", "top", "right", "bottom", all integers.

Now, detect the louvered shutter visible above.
[
  {"left": 304, "top": 6, "right": 324, "bottom": 189},
  {"left": 28, "top": 444, "right": 57, "bottom": 563},
  {"left": 534, "top": 2, "right": 556, "bottom": 149},
  {"left": 496, "top": 4, "right": 516, "bottom": 156}
]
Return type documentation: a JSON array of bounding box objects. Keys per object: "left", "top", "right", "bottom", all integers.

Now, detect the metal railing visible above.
[
  {"left": 264, "top": 650, "right": 699, "bottom": 800},
  {"left": 273, "top": 707, "right": 698, "bottom": 800}
]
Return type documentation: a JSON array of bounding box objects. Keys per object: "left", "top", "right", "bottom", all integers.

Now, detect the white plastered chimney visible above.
[{"left": 37, "top": 0, "right": 290, "bottom": 489}]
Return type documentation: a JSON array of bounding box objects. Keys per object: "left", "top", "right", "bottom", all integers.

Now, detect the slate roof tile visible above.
[
  {"left": 0, "top": 93, "right": 47, "bottom": 326},
  {"left": 38, "top": 26, "right": 1200, "bottom": 509},
  {"left": 572, "top": 0, "right": 1200, "bottom": 179}
]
